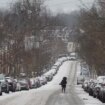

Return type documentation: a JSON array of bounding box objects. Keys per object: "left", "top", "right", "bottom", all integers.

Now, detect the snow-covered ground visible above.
[
  {"left": 1, "top": 59, "right": 104, "bottom": 105},
  {"left": 75, "top": 62, "right": 105, "bottom": 105},
  {"left": 0, "top": 61, "right": 73, "bottom": 105},
  {"left": 38, "top": 61, "right": 71, "bottom": 90}
]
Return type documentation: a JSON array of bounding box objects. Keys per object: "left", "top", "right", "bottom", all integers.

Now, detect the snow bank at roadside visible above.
[
  {"left": 75, "top": 85, "right": 104, "bottom": 105},
  {"left": 37, "top": 61, "right": 72, "bottom": 90}
]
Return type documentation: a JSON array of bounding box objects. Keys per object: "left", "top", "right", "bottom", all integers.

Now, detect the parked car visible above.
[
  {"left": 39, "top": 76, "right": 47, "bottom": 86},
  {"left": 77, "top": 75, "right": 85, "bottom": 85},
  {"left": 93, "top": 83, "right": 102, "bottom": 98},
  {"left": 30, "top": 78, "right": 36, "bottom": 88},
  {"left": 44, "top": 70, "right": 53, "bottom": 82},
  {"left": 97, "top": 76, "right": 105, "bottom": 83},
  {"left": 69, "top": 52, "right": 77, "bottom": 60},
  {"left": 96, "top": 76, "right": 105, "bottom": 102},
  {"left": 6, "top": 77, "right": 17, "bottom": 92},
  {"left": 18, "top": 78, "right": 30, "bottom": 90},
  {"left": 0, "top": 74, "right": 9, "bottom": 93},
  {"left": 15, "top": 79, "right": 21, "bottom": 91},
  {"left": 82, "top": 80, "right": 89, "bottom": 92},
  {"left": 99, "top": 83, "right": 105, "bottom": 102},
  {"left": 88, "top": 80, "right": 97, "bottom": 96},
  {"left": 34, "top": 77, "right": 41, "bottom": 88},
  {"left": 50, "top": 68, "right": 57, "bottom": 76},
  {"left": 19, "top": 73, "right": 32, "bottom": 89},
  {"left": 0, "top": 84, "right": 2, "bottom": 96}
]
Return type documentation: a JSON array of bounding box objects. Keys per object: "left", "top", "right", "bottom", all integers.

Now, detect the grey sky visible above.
[
  {"left": 0, "top": 0, "right": 17, "bottom": 9},
  {"left": 0, "top": 0, "right": 94, "bottom": 13},
  {"left": 45, "top": 0, "right": 95, "bottom": 13}
]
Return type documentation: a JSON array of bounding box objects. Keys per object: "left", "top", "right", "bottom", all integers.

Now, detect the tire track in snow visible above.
[{"left": 45, "top": 61, "right": 84, "bottom": 105}]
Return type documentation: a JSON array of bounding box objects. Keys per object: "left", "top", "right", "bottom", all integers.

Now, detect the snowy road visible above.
[
  {"left": 46, "top": 61, "right": 84, "bottom": 105},
  {"left": 0, "top": 61, "right": 84, "bottom": 105}
]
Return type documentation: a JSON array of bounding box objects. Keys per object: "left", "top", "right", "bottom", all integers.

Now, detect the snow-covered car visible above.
[
  {"left": 69, "top": 56, "right": 76, "bottom": 60},
  {"left": 97, "top": 76, "right": 105, "bottom": 83},
  {"left": 98, "top": 80, "right": 105, "bottom": 102},
  {"left": 50, "top": 68, "right": 57, "bottom": 76},
  {"left": 19, "top": 73, "right": 32, "bottom": 89},
  {"left": 82, "top": 80, "right": 90, "bottom": 92},
  {"left": 15, "top": 79, "right": 21, "bottom": 91},
  {"left": 0, "top": 74, "right": 9, "bottom": 93},
  {"left": 57, "top": 57, "right": 67, "bottom": 63},
  {"left": 34, "top": 77, "right": 41, "bottom": 88},
  {"left": 93, "top": 82, "right": 102, "bottom": 98},
  {"left": 77, "top": 75, "right": 85, "bottom": 85},
  {"left": 6, "top": 77, "right": 17, "bottom": 92},
  {"left": 39, "top": 76, "right": 47, "bottom": 86},
  {"left": 30, "top": 78, "right": 36, "bottom": 88},
  {"left": 18, "top": 79, "right": 30, "bottom": 90},
  {"left": 99, "top": 85, "right": 105, "bottom": 102},
  {"left": 54, "top": 60, "right": 62, "bottom": 66},
  {"left": 88, "top": 80, "right": 97, "bottom": 96},
  {"left": 54, "top": 62, "right": 62, "bottom": 70},
  {"left": 44, "top": 72, "right": 53, "bottom": 82},
  {"left": 69, "top": 52, "right": 77, "bottom": 60},
  {"left": 0, "top": 84, "right": 2, "bottom": 96},
  {"left": 16, "top": 82, "right": 21, "bottom": 91}
]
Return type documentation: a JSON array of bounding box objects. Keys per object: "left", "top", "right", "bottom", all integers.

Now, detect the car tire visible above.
[
  {"left": 101, "top": 95, "right": 105, "bottom": 103},
  {"left": 93, "top": 94, "right": 96, "bottom": 98},
  {"left": 5, "top": 89, "right": 9, "bottom": 93},
  {"left": 12, "top": 88, "right": 16, "bottom": 92},
  {"left": 77, "top": 82, "right": 79, "bottom": 85},
  {"left": 0, "top": 92, "right": 2, "bottom": 96},
  {"left": 26, "top": 85, "right": 29, "bottom": 90},
  {"left": 5, "top": 86, "right": 9, "bottom": 93}
]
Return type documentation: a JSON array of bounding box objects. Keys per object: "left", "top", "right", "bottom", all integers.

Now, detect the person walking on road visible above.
[{"left": 60, "top": 77, "right": 67, "bottom": 93}]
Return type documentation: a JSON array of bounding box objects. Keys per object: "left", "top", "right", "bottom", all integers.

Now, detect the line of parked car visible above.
[
  {"left": 0, "top": 55, "right": 76, "bottom": 96},
  {"left": 82, "top": 76, "right": 105, "bottom": 103}
]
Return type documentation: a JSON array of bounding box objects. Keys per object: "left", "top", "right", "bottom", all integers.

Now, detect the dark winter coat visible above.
[{"left": 60, "top": 77, "right": 67, "bottom": 88}]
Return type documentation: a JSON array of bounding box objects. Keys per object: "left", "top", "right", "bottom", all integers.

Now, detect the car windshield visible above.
[{"left": 19, "top": 79, "right": 26, "bottom": 82}]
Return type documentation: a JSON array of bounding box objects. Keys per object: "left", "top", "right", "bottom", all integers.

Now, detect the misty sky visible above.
[
  {"left": 0, "top": 0, "right": 17, "bottom": 9},
  {"left": 0, "top": 0, "right": 95, "bottom": 13},
  {"left": 45, "top": 0, "right": 95, "bottom": 13}
]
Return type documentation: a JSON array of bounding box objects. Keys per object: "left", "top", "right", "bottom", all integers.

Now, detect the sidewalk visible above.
[{"left": 75, "top": 85, "right": 104, "bottom": 105}]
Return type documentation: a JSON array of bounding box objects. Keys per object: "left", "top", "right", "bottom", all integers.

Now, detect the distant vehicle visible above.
[
  {"left": 39, "top": 76, "right": 47, "bottom": 86},
  {"left": 44, "top": 72, "right": 53, "bottom": 82},
  {"left": 69, "top": 52, "right": 77, "bottom": 60},
  {"left": 77, "top": 75, "right": 85, "bottom": 85},
  {"left": 54, "top": 61, "right": 62, "bottom": 69},
  {"left": 0, "top": 74, "right": 9, "bottom": 93},
  {"left": 97, "top": 76, "right": 105, "bottom": 83},
  {"left": 58, "top": 54, "right": 68, "bottom": 58},
  {"left": 49, "top": 68, "right": 57, "bottom": 76},
  {"left": 34, "top": 77, "right": 41, "bottom": 88},
  {"left": 6, "top": 77, "right": 17, "bottom": 92}
]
